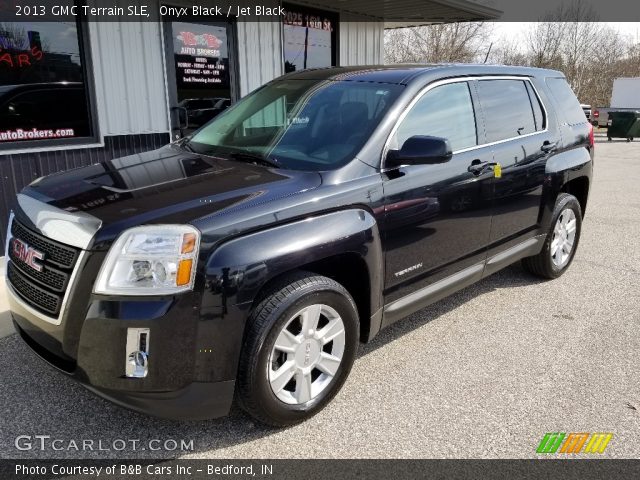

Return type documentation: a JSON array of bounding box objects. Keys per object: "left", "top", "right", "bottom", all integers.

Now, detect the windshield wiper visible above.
[
  {"left": 182, "top": 141, "right": 198, "bottom": 153},
  {"left": 175, "top": 136, "right": 197, "bottom": 153},
  {"left": 182, "top": 143, "right": 197, "bottom": 153},
  {"left": 227, "top": 152, "right": 281, "bottom": 168}
]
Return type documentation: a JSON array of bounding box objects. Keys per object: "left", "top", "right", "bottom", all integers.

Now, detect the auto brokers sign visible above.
[{"left": 171, "top": 22, "right": 230, "bottom": 89}]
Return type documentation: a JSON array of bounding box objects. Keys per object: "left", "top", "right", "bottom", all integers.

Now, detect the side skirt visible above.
[
  {"left": 380, "top": 234, "right": 546, "bottom": 329},
  {"left": 482, "top": 234, "right": 545, "bottom": 278}
]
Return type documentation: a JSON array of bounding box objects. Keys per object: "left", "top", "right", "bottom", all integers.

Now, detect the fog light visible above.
[{"left": 125, "top": 328, "right": 150, "bottom": 378}]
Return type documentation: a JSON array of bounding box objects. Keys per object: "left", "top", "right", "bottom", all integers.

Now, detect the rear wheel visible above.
[
  {"left": 522, "top": 193, "right": 582, "bottom": 279},
  {"left": 236, "top": 272, "right": 359, "bottom": 426}
]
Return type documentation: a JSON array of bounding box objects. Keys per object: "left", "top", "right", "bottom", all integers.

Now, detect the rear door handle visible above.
[{"left": 541, "top": 140, "right": 558, "bottom": 153}]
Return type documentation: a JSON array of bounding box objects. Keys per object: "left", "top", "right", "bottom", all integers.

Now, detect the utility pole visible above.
[
  {"left": 303, "top": 27, "right": 309, "bottom": 69},
  {"left": 483, "top": 42, "right": 493, "bottom": 64}
]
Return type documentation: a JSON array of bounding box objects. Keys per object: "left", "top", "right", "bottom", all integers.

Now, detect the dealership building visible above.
[{"left": 0, "top": 0, "right": 499, "bottom": 251}]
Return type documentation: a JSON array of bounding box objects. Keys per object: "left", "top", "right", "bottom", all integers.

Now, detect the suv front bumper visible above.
[
  {"left": 5, "top": 199, "right": 241, "bottom": 421},
  {"left": 9, "top": 283, "right": 237, "bottom": 421}
]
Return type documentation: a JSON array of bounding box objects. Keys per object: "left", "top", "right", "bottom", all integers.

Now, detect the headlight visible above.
[{"left": 94, "top": 225, "right": 200, "bottom": 295}]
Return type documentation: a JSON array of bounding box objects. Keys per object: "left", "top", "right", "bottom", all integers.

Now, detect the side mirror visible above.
[{"left": 387, "top": 135, "right": 453, "bottom": 166}]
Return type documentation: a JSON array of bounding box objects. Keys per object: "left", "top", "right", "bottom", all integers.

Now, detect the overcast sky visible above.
[
  {"left": 489, "top": 22, "right": 640, "bottom": 48},
  {"left": 484, "top": 0, "right": 640, "bottom": 21}
]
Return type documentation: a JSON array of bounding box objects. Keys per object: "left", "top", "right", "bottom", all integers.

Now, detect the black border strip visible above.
[
  {"left": 1, "top": 0, "right": 640, "bottom": 22},
  {"left": 3, "top": 459, "right": 640, "bottom": 480}
]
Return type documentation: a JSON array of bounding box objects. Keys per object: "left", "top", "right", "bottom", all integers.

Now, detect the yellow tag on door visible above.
[{"left": 493, "top": 163, "right": 502, "bottom": 178}]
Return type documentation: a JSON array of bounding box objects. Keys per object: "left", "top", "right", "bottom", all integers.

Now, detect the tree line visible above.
[{"left": 384, "top": 1, "right": 640, "bottom": 108}]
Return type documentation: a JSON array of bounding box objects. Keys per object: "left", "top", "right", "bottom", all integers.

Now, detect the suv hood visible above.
[{"left": 21, "top": 145, "right": 321, "bottom": 248}]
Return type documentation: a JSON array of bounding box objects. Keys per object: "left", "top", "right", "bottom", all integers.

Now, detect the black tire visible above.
[
  {"left": 522, "top": 193, "right": 582, "bottom": 279},
  {"left": 236, "top": 271, "right": 359, "bottom": 426}
]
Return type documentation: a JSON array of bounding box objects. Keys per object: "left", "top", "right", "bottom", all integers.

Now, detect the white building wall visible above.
[
  {"left": 88, "top": 18, "right": 284, "bottom": 136},
  {"left": 88, "top": 18, "right": 169, "bottom": 137},
  {"left": 237, "top": 18, "right": 383, "bottom": 96},
  {"left": 236, "top": 21, "right": 284, "bottom": 97},
  {"left": 339, "top": 15, "right": 384, "bottom": 66},
  {"left": 87, "top": 8, "right": 383, "bottom": 136}
]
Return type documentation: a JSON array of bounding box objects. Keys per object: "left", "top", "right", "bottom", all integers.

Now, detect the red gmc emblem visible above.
[{"left": 12, "top": 238, "right": 45, "bottom": 272}]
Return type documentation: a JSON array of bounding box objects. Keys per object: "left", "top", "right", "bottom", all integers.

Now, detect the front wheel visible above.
[
  {"left": 522, "top": 193, "right": 582, "bottom": 279},
  {"left": 236, "top": 272, "right": 359, "bottom": 426}
]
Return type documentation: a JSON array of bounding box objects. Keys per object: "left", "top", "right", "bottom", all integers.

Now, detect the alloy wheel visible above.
[
  {"left": 550, "top": 208, "right": 577, "bottom": 268},
  {"left": 268, "top": 304, "right": 346, "bottom": 405}
]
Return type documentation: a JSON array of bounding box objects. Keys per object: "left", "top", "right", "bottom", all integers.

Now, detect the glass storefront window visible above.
[
  {"left": 0, "top": 20, "right": 94, "bottom": 147},
  {"left": 171, "top": 21, "right": 231, "bottom": 99},
  {"left": 283, "top": 3, "right": 337, "bottom": 73},
  {"left": 168, "top": 20, "right": 233, "bottom": 135}
]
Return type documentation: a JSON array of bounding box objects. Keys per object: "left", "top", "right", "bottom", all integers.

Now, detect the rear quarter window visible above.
[{"left": 545, "top": 78, "right": 586, "bottom": 126}]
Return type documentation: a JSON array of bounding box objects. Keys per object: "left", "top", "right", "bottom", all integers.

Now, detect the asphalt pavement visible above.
[{"left": 0, "top": 135, "right": 638, "bottom": 459}]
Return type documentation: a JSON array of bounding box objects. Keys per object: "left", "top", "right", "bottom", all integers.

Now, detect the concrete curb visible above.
[{"left": 0, "top": 258, "right": 15, "bottom": 338}]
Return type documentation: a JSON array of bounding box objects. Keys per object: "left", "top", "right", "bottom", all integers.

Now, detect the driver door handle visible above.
[
  {"left": 541, "top": 140, "right": 558, "bottom": 153},
  {"left": 468, "top": 159, "right": 495, "bottom": 175}
]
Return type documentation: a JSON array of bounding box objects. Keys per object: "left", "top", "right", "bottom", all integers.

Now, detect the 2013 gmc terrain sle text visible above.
[{"left": 5, "top": 65, "right": 593, "bottom": 426}]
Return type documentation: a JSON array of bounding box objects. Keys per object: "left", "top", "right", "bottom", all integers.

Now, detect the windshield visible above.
[{"left": 187, "top": 79, "right": 403, "bottom": 171}]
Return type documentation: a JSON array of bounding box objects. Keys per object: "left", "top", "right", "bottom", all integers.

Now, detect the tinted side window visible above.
[
  {"left": 546, "top": 77, "right": 586, "bottom": 126},
  {"left": 525, "top": 82, "right": 545, "bottom": 131},
  {"left": 393, "top": 82, "right": 477, "bottom": 152},
  {"left": 477, "top": 80, "right": 537, "bottom": 143}
]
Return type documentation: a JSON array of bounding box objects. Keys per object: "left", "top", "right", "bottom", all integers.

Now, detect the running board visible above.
[
  {"left": 381, "top": 235, "right": 546, "bottom": 328},
  {"left": 482, "top": 235, "right": 545, "bottom": 278},
  {"left": 382, "top": 263, "right": 484, "bottom": 327}
]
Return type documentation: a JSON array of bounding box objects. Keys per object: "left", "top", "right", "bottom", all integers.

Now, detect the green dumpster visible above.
[{"left": 607, "top": 111, "right": 640, "bottom": 141}]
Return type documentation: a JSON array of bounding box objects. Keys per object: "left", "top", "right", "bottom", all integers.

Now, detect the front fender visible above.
[
  {"left": 204, "top": 208, "right": 382, "bottom": 308},
  {"left": 195, "top": 209, "right": 383, "bottom": 382}
]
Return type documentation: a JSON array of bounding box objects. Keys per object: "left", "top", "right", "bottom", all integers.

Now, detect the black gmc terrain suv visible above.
[{"left": 5, "top": 65, "right": 593, "bottom": 426}]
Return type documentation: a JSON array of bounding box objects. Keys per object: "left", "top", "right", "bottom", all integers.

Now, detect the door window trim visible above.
[{"left": 381, "top": 75, "right": 549, "bottom": 168}]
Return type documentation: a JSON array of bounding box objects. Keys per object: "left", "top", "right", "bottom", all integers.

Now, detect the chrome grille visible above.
[
  {"left": 8, "top": 246, "right": 68, "bottom": 292},
  {"left": 7, "top": 262, "right": 61, "bottom": 315},
  {"left": 11, "top": 220, "right": 78, "bottom": 268},
  {"left": 6, "top": 219, "right": 80, "bottom": 318}
]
